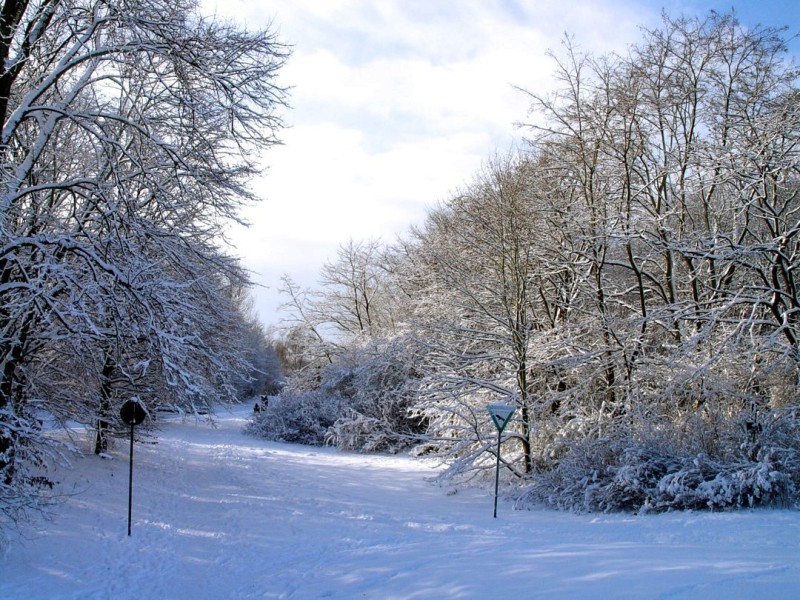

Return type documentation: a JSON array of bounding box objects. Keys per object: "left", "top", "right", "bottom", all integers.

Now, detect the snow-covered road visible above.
[{"left": 3, "top": 406, "right": 800, "bottom": 599}]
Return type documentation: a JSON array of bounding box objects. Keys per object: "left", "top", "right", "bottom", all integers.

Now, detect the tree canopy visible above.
[
  {"left": 271, "top": 12, "right": 800, "bottom": 512},
  {"left": 0, "top": 0, "right": 288, "bottom": 526}
]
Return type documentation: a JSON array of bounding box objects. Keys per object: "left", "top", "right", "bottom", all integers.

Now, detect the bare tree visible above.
[
  {"left": 318, "top": 238, "right": 398, "bottom": 339},
  {"left": 404, "top": 154, "right": 555, "bottom": 477},
  {"left": 0, "top": 0, "right": 288, "bottom": 525},
  {"left": 405, "top": 11, "right": 800, "bottom": 508}
]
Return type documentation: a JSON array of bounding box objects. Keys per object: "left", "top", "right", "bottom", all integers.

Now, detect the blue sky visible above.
[{"left": 203, "top": 0, "right": 799, "bottom": 326}]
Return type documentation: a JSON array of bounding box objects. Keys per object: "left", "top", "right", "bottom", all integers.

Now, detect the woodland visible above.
[
  {"left": 2, "top": 2, "right": 799, "bottom": 531},
  {"left": 260, "top": 12, "right": 800, "bottom": 513},
  {"left": 0, "top": 0, "right": 287, "bottom": 527}
]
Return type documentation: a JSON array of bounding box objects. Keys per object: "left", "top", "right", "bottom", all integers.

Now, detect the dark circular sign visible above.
[{"left": 120, "top": 400, "right": 147, "bottom": 426}]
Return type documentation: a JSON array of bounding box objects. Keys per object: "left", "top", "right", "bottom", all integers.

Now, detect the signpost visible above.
[
  {"left": 120, "top": 398, "right": 148, "bottom": 537},
  {"left": 487, "top": 403, "right": 515, "bottom": 518}
]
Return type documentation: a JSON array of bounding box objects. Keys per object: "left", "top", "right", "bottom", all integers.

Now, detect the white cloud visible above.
[{"left": 204, "top": 0, "right": 665, "bottom": 323}]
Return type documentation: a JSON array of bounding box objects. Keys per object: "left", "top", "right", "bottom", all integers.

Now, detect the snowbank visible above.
[{"left": 2, "top": 406, "right": 799, "bottom": 598}]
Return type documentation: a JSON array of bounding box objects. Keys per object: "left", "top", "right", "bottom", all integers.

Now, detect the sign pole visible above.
[
  {"left": 493, "top": 427, "right": 502, "bottom": 518},
  {"left": 127, "top": 421, "right": 134, "bottom": 537},
  {"left": 487, "top": 403, "right": 515, "bottom": 519},
  {"left": 120, "top": 398, "right": 147, "bottom": 537}
]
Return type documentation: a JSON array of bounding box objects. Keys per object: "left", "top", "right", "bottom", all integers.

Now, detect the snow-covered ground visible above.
[{"left": 3, "top": 405, "right": 800, "bottom": 599}]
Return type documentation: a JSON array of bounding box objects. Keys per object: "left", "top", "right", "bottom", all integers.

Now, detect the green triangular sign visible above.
[{"left": 487, "top": 403, "right": 515, "bottom": 432}]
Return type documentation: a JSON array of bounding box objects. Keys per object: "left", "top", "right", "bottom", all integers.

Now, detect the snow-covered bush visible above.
[
  {"left": 327, "top": 411, "right": 405, "bottom": 454},
  {"left": 325, "top": 339, "right": 425, "bottom": 453},
  {"left": 246, "top": 337, "right": 425, "bottom": 452},
  {"left": 0, "top": 407, "right": 61, "bottom": 532},
  {"left": 517, "top": 406, "right": 800, "bottom": 513},
  {"left": 244, "top": 389, "right": 341, "bottom": 445}
]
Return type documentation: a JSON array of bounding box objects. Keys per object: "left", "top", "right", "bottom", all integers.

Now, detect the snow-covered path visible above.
[{"left": 3, "top": 406, "right": 800, "bottom": 599}]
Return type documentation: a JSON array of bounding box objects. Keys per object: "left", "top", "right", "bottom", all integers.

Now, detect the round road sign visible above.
[{"left": 120, "top": 400, "right": 147, "bottom": 426}]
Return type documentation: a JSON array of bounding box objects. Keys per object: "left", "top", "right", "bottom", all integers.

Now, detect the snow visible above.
[{"left": 3, "top": 406, "right": 800, "bottom": 599}]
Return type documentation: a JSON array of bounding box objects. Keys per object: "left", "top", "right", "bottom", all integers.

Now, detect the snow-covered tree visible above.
[
  {"left": 0, "top": 0, "right": 288, "bottom": 526},
  {"left": 247, "top": 335, "right": 425, "bottom": 453},
  {"left": 403, "top": 155, "right": 539, "bottom": 477},
  {"left": 398, "top": 12, "right": 800, "bottom": 508},
  {"left": 510, "top": 12, "right": 800, "bottom": 510},
  {"left": 260, "top": 240, "right": 423, "bottom": 452}
]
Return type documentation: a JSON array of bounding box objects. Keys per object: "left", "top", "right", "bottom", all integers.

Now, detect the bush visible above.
[
  {"left": 517, "top": 422, "right": 800, "bottom": 513},
  {"left": 244, "top": 389, "right": 341, "bottom": 445},
  {"left": 246, "top": 336, "right": 426, "bottom": 453},
  {"left": 327, "top": 409, "right": 419, "bottom": 454}
]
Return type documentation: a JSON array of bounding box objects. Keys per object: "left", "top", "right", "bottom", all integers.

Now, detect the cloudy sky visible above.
[{"left": 202, "top": 0, "right": 799, "bottom": 326}]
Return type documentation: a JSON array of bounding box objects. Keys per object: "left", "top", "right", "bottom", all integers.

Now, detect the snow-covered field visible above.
[{"left": 3, "top": 405, "right": 800, "bottom": 599}]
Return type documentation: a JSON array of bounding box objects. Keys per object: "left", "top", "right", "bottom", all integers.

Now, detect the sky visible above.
[{"left": 202, "top": 0, "right": 799, "bottom": 327}]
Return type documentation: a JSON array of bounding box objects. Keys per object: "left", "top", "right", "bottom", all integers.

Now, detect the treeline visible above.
[
  {"left": 0, "top": 0, "right": 288, "bottom": 529},
  {"left": 258, "top": 13, "right": 800, "bottom": 512}
]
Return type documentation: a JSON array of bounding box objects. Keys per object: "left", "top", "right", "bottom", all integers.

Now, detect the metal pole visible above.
[
  {"left": 127, "top": 422, "right": 134, "bottom": 536},
  {"left": 493, "top": 429, "right": 501, "bottom": 518}
]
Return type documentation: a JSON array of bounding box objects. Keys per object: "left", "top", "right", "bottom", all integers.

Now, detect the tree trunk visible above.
[{"left": 94, "top": 355, "right": 115, "bottom": 455}]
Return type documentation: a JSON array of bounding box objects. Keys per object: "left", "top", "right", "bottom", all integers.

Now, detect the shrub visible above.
[
  {"left": 516, "top": 414, "right": 800, "bottom": 513},
  {"left": 244, "top": 389, "right": 341, "bottom": 446},
  {"left": 246, "top": 336, "right": 426, "bottom": 453}
]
